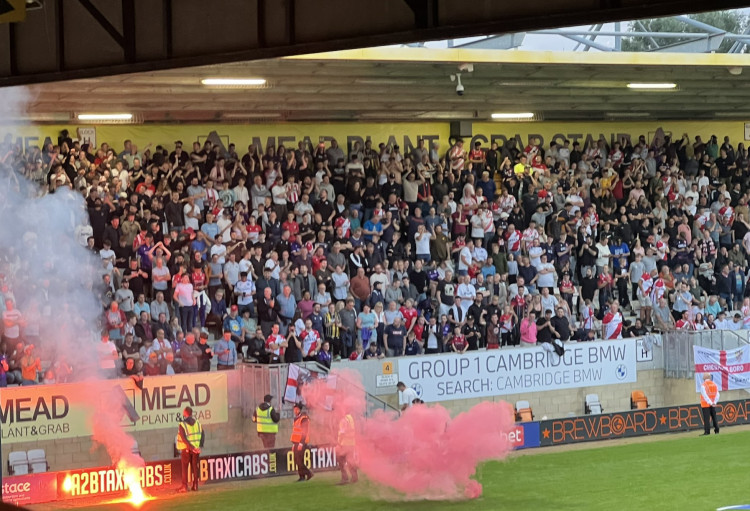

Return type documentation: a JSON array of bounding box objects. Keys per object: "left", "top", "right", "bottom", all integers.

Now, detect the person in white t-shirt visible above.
[
  {"left": 536, "top": 256, "right": 557, "bottom": 291},
  {"left": 528, "top": 239, "right": 543, "bottom": 269},
  {"left": 183, "top": 197, "right": 200, "bottom": 231},
  {"left": 595, "top": 238, "right": 611, "bottom": 275},
  {"left": 415, "top": 225, "right": 432, "bottom": 262},
  {"left": 397, "top": 381, "right": 420, "bottom": 411},
  {"left": 458, "top": 240, "right": 473, "bottom": 275}
]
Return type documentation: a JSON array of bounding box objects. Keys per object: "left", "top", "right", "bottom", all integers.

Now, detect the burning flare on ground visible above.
[
  {"left": 119, "top": 461, "right": 149, "bottom": 507},
  {"left": 60, "top": 460, "right": 152, "bottom": 508}
]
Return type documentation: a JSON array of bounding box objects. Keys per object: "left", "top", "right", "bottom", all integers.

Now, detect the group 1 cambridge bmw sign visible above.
[{"left": 397, "top": 339, "right": 637, "bottom": 402}]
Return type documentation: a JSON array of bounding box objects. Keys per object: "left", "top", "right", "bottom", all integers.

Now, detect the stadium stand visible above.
[{"left": 0, "top": 128, "right": 749, "bottom": 384}]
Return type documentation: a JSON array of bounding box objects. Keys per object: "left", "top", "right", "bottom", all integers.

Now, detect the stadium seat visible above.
[
  {"left": 8, "top": 451, "right": 28, "bottom": 475},
  {"left": 585, "top": 394, "right": 603, "bottom": 415},
  {"left": 515, "top": 400, "right": 534, "bottom": 422},
  {"left": 630, "top": 390, "right": 649, "bottom": 410},
  {"left": 27, "top": 449, "right": 48, "bottom": 473}
]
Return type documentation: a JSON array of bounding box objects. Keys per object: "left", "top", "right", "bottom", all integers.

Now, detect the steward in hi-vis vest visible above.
[
  {"left": 252, "top": 394, "right": 280, "bottom": 449},
  {"left": 176, "top": 406, "right": 204, "bottom": 493},
  {"left": 290, "top": 403, "right": 313, "bottom": 482},
  {"left": 700, "top": 373, "right": 720, "bottom": 436},
  {"left": 337, "top": 413, "right": 358, "bottom": 485}
]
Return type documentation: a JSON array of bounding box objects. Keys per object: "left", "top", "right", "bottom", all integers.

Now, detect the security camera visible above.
[{"left": 451, "top": 73, "right": 465, "bottom": 96}]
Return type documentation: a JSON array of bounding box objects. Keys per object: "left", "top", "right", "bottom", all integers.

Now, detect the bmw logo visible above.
[
  {"left": 412, "top": 383, "right": 423, "bottom": 398},
  {"left": 616, "top": 364, "right": 627, "bottom": 380}
]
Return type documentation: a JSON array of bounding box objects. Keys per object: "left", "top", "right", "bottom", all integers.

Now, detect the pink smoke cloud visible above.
[{"left": 300, "top": 369, "right": 515, "bottom": 500}]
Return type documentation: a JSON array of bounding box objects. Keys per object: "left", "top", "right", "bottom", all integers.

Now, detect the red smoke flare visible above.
[{"left": 301, "top": 369, "right": 515, "bottom": 500}]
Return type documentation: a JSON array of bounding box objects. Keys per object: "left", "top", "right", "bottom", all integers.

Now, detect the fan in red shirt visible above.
[
  {"left": 282, "top": 213, "right": 300, "bottom": 238},
  {"left": 265, "top": 327, "right": 286, "bottom": 360},
  {"left": 334, "top": 215, "right": 351, "bottom": 238},
  {"left": 311, "top": 247, "right": 326, "bottom": 274},
  {"left": 246, "top": 217, "right": 263, "bottom": 242},
  {"left": 601, "top": 301, "right": 623, "bottom": 339},
  {"left": 300, "top": 325, "right": 321, "bottom": 359},
  {"left": 400, "top": 301, "right": 418, "bottom": 331},
  {"left": 135, "top": 177, "right": 156, "bottom": 195},
  {"left": 675, "top": 311, "right": 695, "bottom": 330},
  {"left": 467, "top": 263, "right": 480, "bottom": 281},
  {"left": 412, "top": 317, "right": 426, "bottom": 342},
  {"left": 450, "top": 326, "right": 468, "bottom": 353},
  {"left": 504, "top": 225, "right": 521, "bottom": 254},
  {"left": 719, "top": 198, "right": 735, "bottom": 225},
  {"left": 452, "top": 209, "right": 468, "bottom": 238}
]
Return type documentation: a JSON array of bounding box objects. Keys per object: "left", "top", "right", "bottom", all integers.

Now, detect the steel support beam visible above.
[
  {"left": 534, "top": 30, "right": 712, "bottom": 38},
  {"left": 673, "top": 14, "right": 724, "bottom": 33},
  {"left": 559, "top": 33, "right": 614, "bottom": 52},
  {"left": 636, "top": 20, "right": 661, "bottom": 49},
  {"left": 76, "top": 0, "right": 126, "bottom": 48},
  {"left": 1, "top": 0, "right": 750, "bottom": 87}
]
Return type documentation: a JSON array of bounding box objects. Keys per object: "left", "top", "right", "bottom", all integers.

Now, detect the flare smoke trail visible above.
[
  {"left": 0, "top": 88, "right": 145, "bottom": 476},
  {"left": 302, "top": 369, "right": 516, "bottom": 500}
]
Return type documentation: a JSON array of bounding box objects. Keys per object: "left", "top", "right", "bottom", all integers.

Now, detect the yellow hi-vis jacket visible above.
[
  {"left": 255, "top": 405, "right": 279, "bottom": 434},
  {"left": 176, "top": 419, "right": 202, "bottom": 450},
  {"left": 338, "top": 414, "right": 356, "bottom": 447}
]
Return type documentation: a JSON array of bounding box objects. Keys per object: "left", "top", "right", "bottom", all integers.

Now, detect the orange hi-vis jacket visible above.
[
  {"left": 700, "top": 379, "right": 719, "bottom": 408},
  {"left": 290, "top": 413, "right": 310, "bottom": 444}
]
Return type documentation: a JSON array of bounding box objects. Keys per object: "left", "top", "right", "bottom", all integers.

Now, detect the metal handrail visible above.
[
  {"left": 664, "top": 329, "right": 750, "bottom": 380},
  {"left": 294, "top": 361, "right": 399, "bottom": 415}
]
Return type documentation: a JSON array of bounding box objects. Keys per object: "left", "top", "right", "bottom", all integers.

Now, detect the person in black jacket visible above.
[
  {"left": 422, "top": 315, "right": 444, "bottom": 354},
  {"left": 257, "top": 287, "right": 280, "bottom": 337},
  {"left": 550, "top": 307, "right": 571, "bottom": 341}
]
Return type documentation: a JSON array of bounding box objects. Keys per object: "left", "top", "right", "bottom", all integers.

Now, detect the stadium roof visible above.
[{"left": 14, "top": 47, "right": 750, "bottom": 124}]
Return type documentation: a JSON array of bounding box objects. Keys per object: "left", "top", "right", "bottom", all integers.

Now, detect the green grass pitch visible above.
[{"left": 39, "top": 428, "right": 750, "bottom": 511}]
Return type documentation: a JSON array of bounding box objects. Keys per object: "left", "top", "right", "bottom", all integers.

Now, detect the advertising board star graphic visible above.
[
  {"left": 659, "top": 416, "right": 667, "bottom": 425},
  {"left": 0, "top": 0, "right": 13, "bottom": 16},
  {"left": 542, "top": 429, "right": 550, "bottom": 439}
]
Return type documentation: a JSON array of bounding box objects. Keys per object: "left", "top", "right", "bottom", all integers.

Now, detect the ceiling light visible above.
[
  {"left": 491, "top": 112, "right": 534, "bottom": 119},
  {"left": 359, "top": 112, "right": 416, "bottom": 119},
  {"left": 2, "top": 112, "right": 71, "bottom": 122},
  {"left": 201, "top": 78, "right": 267, "bottom": 86},
  {"left": 605, "top": 112, "right": 650, "bottom": 118},
  {"left": 354, "top": 78, "right": 417, "bottom": 85},
  {"left": 222, "top": 112, "right": 282, "bottom": 119},
  {"left": 626, "top": 83, "right": 677, "bottom": 90},
  {"left": 416, "top": 111, "right": 475, "bottom": 119},
  {"left": 494, "top": 81, "right": 540, "bottom": 87},
  {"left": 77, "top": 113, "right": 133, "bottom": 120},
  {"left": 715, "top": 112, "right": 750, "bottom": 118}
]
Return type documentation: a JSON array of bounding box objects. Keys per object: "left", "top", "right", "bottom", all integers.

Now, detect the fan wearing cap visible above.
[
  {"left": 252, "top": 394, "right": 280, "bottom": 449},
  {"left": 223, "top": 305, "right": 243, "bottom": 344}
]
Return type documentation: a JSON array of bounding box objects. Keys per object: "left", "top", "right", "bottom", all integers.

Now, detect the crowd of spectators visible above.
[{"left": 2, "top": 127, "right": 750, "bottom": 383}]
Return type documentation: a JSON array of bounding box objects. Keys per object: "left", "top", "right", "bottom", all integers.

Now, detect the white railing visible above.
[{"left": 663, "top": 329, "right": 750, "bottom": 379}]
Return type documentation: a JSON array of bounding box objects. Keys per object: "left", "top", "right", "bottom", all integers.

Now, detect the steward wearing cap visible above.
[
  {"left": 290, "top": 403, "right": 313, "bottom": 482},
  {"left": 176, "top": 406, "right": 204, "bottom": 492},
  {"left": 252, "top": 394, "right": 280, "bottom": 449}
]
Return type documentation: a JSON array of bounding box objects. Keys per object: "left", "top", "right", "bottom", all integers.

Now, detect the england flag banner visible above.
[{"left": 693, "top": 345, "right": 750, "bottom": 392}]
